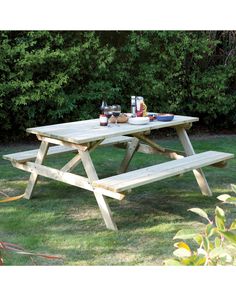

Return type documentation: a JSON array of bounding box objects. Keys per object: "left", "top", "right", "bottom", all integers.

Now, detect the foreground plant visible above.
[
  {"left": 0, "top": 191, "right": 62, "bottom": 265},
  {"left": 164, "top": 185, "right": 236, "bottom": 266},
  {"left": 0, "top": 241, "right": 62, "bottom": 265}
]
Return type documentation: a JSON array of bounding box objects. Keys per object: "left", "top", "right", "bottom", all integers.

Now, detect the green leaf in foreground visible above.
[
  {"left": 215, "top": 206, "right": 225, "bottom": 218},
  {"left": 230, "top": 220, "right": 236, "bottom": 230},
  {"left": 173, "top": 248, "right": 191, "bottom": 258},
  {"left": 209, "top": 247, "right": 231, "bottom": 260},
  {"left": 174, "top": 229, "right": 199, "bottom": 240},
  {"left": 174, "top": 241, "right": 191, "bottom": 251},
  {"left": 231, "top": 184, "right": 236, "bottom": 193},
  {"left": 215, "top": 206, "right": 225, "bottom": 231},
  {"left": 215, "top": 237, "right": 221, "bottom": 248},
  {"left": 224, "top": 197, "right": 236, "bottom": 205},
  {"left": 164, "top": 259, "right": 183, "bottom": 266},
  {"left": 217, "top": 194, "right": 231, "bottom": 202},
  {"left": 188, "top": 208, "right": 210, "bottom": 222},
  {"left": 220, "top": 231, "right": 236, "bottom": 245}
]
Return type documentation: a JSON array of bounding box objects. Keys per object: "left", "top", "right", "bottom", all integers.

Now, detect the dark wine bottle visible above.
[{"left": 100, "top": 101, "right": 108, "bottom": 114}]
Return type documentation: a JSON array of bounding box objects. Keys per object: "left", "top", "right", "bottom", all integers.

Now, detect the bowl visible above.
[
  {"left": 128, "top": 117, "right": 150, "bottom": 125},
  {"left": 157, "top": 113, "right": 174, "bottom": 121}
]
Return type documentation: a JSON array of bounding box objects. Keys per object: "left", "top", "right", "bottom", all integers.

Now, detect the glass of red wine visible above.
[
  {"left": 103, "top": 106, "right": 113, "bottom": 127},
  {"left": 111, "top": 105, "right": 121, "bottom": 126}
]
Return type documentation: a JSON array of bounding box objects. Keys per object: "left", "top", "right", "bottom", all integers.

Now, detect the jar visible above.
[{"left": 99, "top": 114, "right": 108, "bottom": 126}]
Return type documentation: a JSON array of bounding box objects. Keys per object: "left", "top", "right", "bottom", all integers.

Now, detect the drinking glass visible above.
[
  {"left": 111, "top": 105, "right": 121, "bottom": 126},
  {"left": 103, "top": 106, "right": 113, "bottom": 127}
]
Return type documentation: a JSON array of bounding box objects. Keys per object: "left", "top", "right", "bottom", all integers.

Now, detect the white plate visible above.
[{"left": 128, "top": 117, "right": 149, "bottom": 125}]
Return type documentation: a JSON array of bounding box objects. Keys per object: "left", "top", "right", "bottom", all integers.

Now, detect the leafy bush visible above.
[
  {"left": 164, "top": 185, "right": 236, "bottom": 266},
  {"left": 1, "top": 31, "right": 236, "bottom": 141}
]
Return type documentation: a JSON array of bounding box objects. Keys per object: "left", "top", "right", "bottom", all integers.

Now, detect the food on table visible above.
[{"left": 109, "top": 113, "right": 128, "bottom": 123}]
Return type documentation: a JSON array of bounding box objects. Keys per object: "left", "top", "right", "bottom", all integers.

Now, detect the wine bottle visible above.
[{"left": 100, "top": 101, "right": 108, "bottom": 114}]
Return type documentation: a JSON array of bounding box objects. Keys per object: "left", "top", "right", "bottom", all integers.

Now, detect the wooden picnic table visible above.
[{"left": 3, "top": 115, "right": 234, "bottom": 230}]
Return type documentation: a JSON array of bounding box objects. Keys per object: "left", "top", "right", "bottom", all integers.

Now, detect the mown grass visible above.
[{"left": 0, "top": 135, "right": 235, "bottom": 265}]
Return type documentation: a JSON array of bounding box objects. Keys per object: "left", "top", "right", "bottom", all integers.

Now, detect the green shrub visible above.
[
  {"left": 0, "top": 31, "right": 236, "bottom": 141},
  {"left": 164, "top": 185, "right": 236, "bottom": 266}
]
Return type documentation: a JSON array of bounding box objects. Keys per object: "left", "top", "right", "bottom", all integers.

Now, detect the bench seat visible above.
[
  {"left": 3, "top": 136, "right": 133, "bottom": 163},
  {"left": 93, "top": 151, "right": 234, "bottom": 192}
]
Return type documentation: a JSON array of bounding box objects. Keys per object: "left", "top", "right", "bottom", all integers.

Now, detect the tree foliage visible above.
[{"left": 0, "top": 31, "right": 236, "bottom": 140}]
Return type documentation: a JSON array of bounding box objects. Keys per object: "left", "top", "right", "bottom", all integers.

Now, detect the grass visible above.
[{"left": 0, "top": 135, "right": 236, "bottom": 265}]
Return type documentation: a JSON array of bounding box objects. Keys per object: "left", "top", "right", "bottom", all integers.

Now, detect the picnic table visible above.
[{"left": 3, "top": 115, "right": 234, "bottom": 231}]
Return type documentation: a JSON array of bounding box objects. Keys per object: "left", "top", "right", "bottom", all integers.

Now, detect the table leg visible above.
[
  {"left": 61, "top": 140, "right": 103, "bottom": 173},
  {"left": 79, "top": 149, "right": 118, "bottom": 231},
  {"left": 118, "top": 137, "right": 139, "bottom": 174},
  {"left": 24, "top": 141, "right": 49, "bottom": 199},
  {"left": 176, "top": 127, "right": 212, "bottom": 196}
]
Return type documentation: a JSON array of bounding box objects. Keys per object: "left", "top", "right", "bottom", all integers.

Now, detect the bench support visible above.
[
  {"left": 176, "top": 127, "right": 212, "bottom": 196},
  {"left": 118, "top": 137, "right": 139, "bottom": 174},
  {"left": 79, "top": 149, "right": 118, "bottom": 231},
  {"left": 24, "top": 141, "right": 49, "bottom": 199},
  {"left": 60, "top": 140, "right": 103, "bottom": 173}
]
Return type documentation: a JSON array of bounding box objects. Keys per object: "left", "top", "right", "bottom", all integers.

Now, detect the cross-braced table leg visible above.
[
  {"left": 79, "top": 149, "right": 118, "bottom": 231},
  {"left": 176, "top": 126, "right": 212, "bottom": 196},
  {"left": 24, "top": 141, "right": 49, "bottom": 199},
  {"left": 118, "top": 137, "right": 139, "bottom": 174}
]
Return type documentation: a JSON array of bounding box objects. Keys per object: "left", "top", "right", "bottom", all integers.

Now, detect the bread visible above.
[{"left": 109, "top": 113, "right": 128, "bottom": 123}]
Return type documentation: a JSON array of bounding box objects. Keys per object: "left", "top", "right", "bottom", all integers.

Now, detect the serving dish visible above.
[
  {"left": 156, "top": 113, "right": 174, "bottom": 121},
  {"left": 128, "top": 117, "right": 150, "bottom": 125}
]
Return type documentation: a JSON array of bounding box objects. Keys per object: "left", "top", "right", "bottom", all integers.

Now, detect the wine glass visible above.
[
  {"left": 103, "top": 106, "right": 113, "bottom": 127},
  {"left": 111, "top": 105, "right": 121, "bottom": 126}
]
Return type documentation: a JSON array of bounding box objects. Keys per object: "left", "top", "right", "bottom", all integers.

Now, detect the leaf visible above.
[
  {"left": 194, "top": 256, "right": 206, "bottom": 266},
  {"left": 173, "top": 248, "right": 191, "bottom": 258},
  {"left": 188, "top": 208, "right": 210, "bottom": 222},
  {"left": 174, "top": 241, "right": 191, "bottom": 252},
  {"left": 224, "top": 197, "right": 236, "bottom": 205},
  {"left": 230, "top": 220, "right": 236, "bottom": 230},
  {"left": 197, "top": 248, "right": 207, "bottom": 256},
  {"left": 174, "top": 229, "right": 199, "bottom": 240},
  {"left": 206, "top": 224, "right": 216, "bottom": 237},
  {"left": 163, "top": 259, "right": 182, "bottom": 266},
  {"left": 209, "top": 247, "right": 232, "bottom": 262},
  {"left": 215, "top": 216, "right": 225, "bottom": 231},
  {"left": 215, "top": 206, "right": 225, "bottom": 218},
  {"left": 220, "top": 231, "right": 236, "bottom": 245},
  {"left": 215, "top": 206, "right": 225, "bottom": 231},
  {"left": 216, "top": 194, "right": 231, "bottom": 202},
  {"left": 193, "top": 234, "right": 203, "bottom": 246},
  {"left": 215, "top": 237, "right": 221, "bottom": 248},
  {"left": 203, "top": 236, "right": 210, "bottom": 252},
  {"left": 231, "top": 184, "right": 236, "bottom": 193},
  {"left": 0, "top": 193, "right": 24, "bottom": 203}
]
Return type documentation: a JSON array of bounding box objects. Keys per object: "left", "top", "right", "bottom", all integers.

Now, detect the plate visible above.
[
  {"left": 128, "top": 117, "right": 150, "bottom": 125},
  {"left": 156, "top": 113, "right": 174, "bottom": 121}
]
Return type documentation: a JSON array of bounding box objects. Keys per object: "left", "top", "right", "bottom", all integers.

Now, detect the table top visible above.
[{"left": 27, "top": 115, "right": 199, "bottom": 145}]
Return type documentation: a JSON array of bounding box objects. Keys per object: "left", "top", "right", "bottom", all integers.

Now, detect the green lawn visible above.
[{"left": 0, "top": 135, "right": 235, "bottom": 265}]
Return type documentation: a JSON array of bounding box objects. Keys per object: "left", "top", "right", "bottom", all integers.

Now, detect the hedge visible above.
[{"left": 0, "top": 31, "right": 236, "bottom": 141}]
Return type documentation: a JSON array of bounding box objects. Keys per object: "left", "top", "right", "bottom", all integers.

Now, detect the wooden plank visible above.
[
  {"left": 3, "top": 146, "right": 76, "bottom": 163},
  {"left": 37, "top": 135, "right": 89, "bottom": 151},
  {"left": 93, "top": 151, "right": 234, "bottom": 193},
  {"left": 60, "top": 140, "right": 103, "bottom": 172},
  {"left": 176, "top": 127, "right": 212, "bottom": 196},
  {"left": 134, "top": 133, "right": 166, "bottom": 152},
  {"left": 118, "top": 137, "right": 139, "bottom": 174},
  {"left": 3, "top": 136, "right": 133, "bottom": 164},
  {"left": 24, "top": 141, "right": 49, "bottom": 200},
  {"left": 60, "top": 153, "right": 81, "bottom": 172},
  {"left": 26, "top": 116, "right": 199, "bottom": 145},
  {"left": 101, "top": 136, "right": 132, "bottom": 146},
  {"left": 11, "top": 161, "right": 125, "bottom": 201},
  {"left": 79, "top": 149, "right": 118, "bottom": 230}
]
